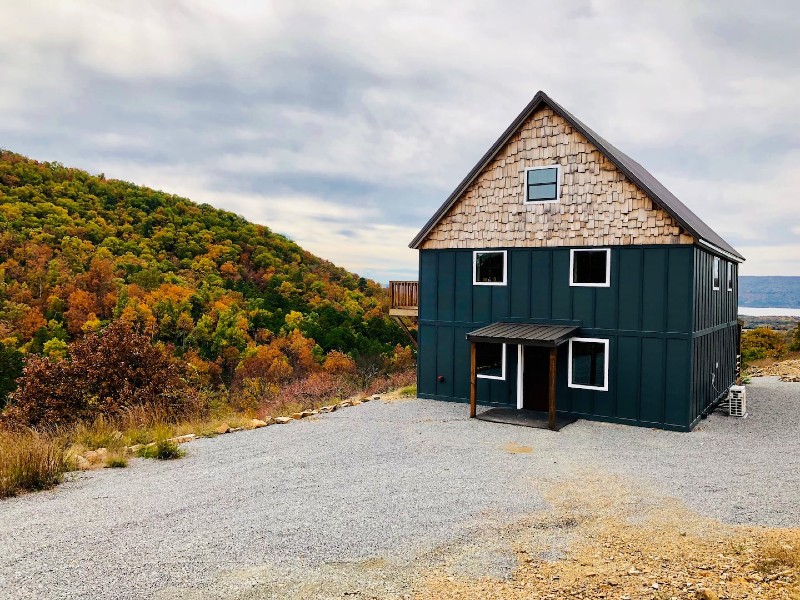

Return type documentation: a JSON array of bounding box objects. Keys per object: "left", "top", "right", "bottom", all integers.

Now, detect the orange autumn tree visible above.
[{"left": 0, "top": 149, "right": 414, "bottom": 411}]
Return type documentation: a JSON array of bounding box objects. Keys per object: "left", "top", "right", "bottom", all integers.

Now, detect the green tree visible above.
[
  {"left": 0, "top": 344, "right": 24, "bottom": 409},
  {"left": 741, "top": 327, "right": 786, "bottom": 363},
  {"left": 789, "top": 322, "right": 800, "bottom": 352}
]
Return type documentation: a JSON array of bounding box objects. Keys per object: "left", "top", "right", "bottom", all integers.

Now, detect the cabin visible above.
[{"left": 391, "top": 91, "right": 744, "bottom": 431}]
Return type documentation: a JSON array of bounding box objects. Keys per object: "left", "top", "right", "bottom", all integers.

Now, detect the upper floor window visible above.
[
  {"left": 727, "top": 262, "right": 734, "bottom": 292},
  {"left": 524, "top": 165, "right": 560, "bottom": 203},
  {"left": 570, "top": 249, "right": 610, "bottom": 287},
  {"left": 473, "top": 250, "right": 507, "bottom": 286},
  {"left": 712, "top": 257, "right": 720, "bottom": 290}
]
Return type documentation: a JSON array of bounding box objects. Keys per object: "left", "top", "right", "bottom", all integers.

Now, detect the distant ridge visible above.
[{"left": 739, "top": 276, "right": 800, "bottom": 308}]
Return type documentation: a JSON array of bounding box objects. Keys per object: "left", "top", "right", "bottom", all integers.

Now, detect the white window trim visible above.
[
  {"left": 568, "top": 337, "right": 610, "bottom": 392},
  {"left": 726, "top": 262, "right": 734, "bottom": 292},
  {"left": 477, "top": 343, "right": 506, "bottom": 381},
  {"left": 712, "top": 257, "right": 721, "bottom": 291},
  {"left": 569, "top": 248, "right": 611, "bottom": 288},
  {"left": 524, "top": 164, "right": 561, "bottom": 204},
  {"left": 472, "top": 250, "right": 507, "bottom": 286}
]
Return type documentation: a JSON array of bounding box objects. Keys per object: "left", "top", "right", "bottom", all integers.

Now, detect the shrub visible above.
[
  {"left": 136, "top": 439, "right": 184, "bottom": 460},
  {"left": 0, "top": 343, "right": 24, "bottom": 410},
  {"left": 741, "top": 327, "right": 787, "bottom": 364},
  {"left": 0, "top": 429, "right": 69, "bottom": 498},
  {"left": 323, "top": 350, "right": 357, "bottom": 375},
  {"left": 2, "top": 321, "right": 196, "bottom": 429},
  {"left": 106, "top": 453, "right": 128, "bottom": 468},
  {"left": 274, "top": 371, "right": 359, "bottom": 411},
  {"left": 364, "top": 369, "right": 417, "bottom": 397},
  {"left": 390, "top": 344, "right": 416, "bottom": 371},
  {"left": 789, "top": 323, "right": 800, "bottom": 352}
]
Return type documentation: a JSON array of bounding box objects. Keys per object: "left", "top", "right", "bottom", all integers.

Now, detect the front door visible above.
[{"left": 523, "top": 345, "right": 550, "bottom": 411}]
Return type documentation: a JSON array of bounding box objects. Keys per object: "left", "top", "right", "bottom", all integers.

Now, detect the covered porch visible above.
[{"left": 467, "top": 322, "right": 579, "bottom": 431}]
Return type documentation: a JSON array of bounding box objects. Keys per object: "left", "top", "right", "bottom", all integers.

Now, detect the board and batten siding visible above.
[
  {"left": 690, "top": 247, "right": 739, "bottom": 425},
  {"left": 417, "top": 244, "right": 697, "bottom": 430}
]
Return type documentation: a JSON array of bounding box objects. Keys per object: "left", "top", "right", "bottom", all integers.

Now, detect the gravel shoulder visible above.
[{"left": 0, "top": 377, "right": 797, "bottom": 599}]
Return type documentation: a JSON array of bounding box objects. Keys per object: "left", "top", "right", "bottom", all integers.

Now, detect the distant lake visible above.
[{"left": 739, "top": 307, "right": 800, "bottom": 317}]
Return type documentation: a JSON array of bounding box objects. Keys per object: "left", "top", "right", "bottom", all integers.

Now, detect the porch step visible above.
[{"left": 475, "top": 408, "right": 577, "bottom": 431}]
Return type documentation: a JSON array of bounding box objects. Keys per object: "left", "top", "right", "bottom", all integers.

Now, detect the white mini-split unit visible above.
[{"left": 728, "top": 385, "right": 747, "bottom": 417}]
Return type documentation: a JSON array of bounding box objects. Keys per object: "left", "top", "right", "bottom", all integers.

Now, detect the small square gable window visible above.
[
  {"left": 473, "top": 250, "right": 506, "bottom": 285},
  {"left": 525, "top": 166, "right": 560, "bottom": 203},
  {"left": 570, "top": 249, "right": 610, "bottom": 287}
]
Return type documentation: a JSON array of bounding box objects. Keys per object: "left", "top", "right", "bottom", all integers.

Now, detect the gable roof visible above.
[{"left": 409, "top": 91, "right": 744, "bottom": 262}]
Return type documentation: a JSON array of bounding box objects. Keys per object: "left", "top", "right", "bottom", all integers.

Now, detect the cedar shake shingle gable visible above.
[{"left": 410, "top": 91, "right": 743, "bottom": 262}]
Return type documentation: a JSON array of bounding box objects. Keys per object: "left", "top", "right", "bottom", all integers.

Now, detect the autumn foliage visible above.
[
  {"left": 741, "top": 327, "right": 787, "bottom": 363},
  {"left": 0, "top": 150, "right": 415, "bottom": 427},
  {"left": 2, "top": 322, "right": 194, "bottom": 429}
]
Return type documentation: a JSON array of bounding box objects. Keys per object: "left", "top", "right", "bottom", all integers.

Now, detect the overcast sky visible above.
[{"left": 1, "top": 1, "right": 798, "bottom": 281}]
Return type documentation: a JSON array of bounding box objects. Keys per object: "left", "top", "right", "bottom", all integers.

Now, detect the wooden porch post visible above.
[
  {"left": 470, "top": 341, "right": 477, "bottom": 418},
  {"left": 548, "top": 346, "right": 557, "bottom": 430}
]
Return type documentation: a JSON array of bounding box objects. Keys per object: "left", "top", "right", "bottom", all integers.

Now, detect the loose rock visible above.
[{"left": 215, "top": 423, "right": 230, "bottom": 435}]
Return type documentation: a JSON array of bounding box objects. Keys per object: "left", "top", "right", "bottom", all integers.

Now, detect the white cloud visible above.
[
  {"left": 88, "top": 160, "right": 417, "bottom": 282},
  {"left": 0, "top": 0, "right": 798, "bottom": 278},
  {"left": 737, "top": 245, "right": 800, "bottom": 276}
]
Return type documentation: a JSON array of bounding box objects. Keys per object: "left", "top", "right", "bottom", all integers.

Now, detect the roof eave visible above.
[
  {"left": 409, "top": 91, "right": 551, "bottom": 249},
  {"left": 697, "top": 239, "right": 745, "bottom": 263},
  {"left": 410, "top": 91, "right": 744, "bottom": 263}
]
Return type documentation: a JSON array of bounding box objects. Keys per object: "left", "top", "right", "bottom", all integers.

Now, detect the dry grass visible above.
[
  {"left": 748, "top": 351, "right": 800, "bottom": 369},
  {"left": 416, "top": 475, "right": 800, "bottom": 600},
  {"left": 0, "top": 429, "right": 71, "bottom": 498},
  {"left": 756, "top": 539, "right": 800, "bottom": 577},
  {"left": 1, "top": 372, "right": 418, "bottom": 497}
]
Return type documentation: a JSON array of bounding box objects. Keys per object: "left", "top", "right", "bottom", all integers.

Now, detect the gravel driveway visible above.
[{"left": 0, "top": 377, "right": 797, "bottom": 600}]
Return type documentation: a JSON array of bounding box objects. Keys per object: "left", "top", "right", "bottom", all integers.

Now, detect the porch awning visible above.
[{"left": 466, "top": 322, "right": 579, "bottom": 347}]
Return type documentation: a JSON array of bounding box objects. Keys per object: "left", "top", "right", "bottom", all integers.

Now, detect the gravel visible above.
[{"left": 0, "top": 377, "right": 797, "bottom": 599}]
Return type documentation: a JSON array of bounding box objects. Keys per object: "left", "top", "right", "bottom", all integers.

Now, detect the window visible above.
[
  {"left": 570, "top": 249, "right": 610, "bottom": 287},
  {"left": 525, "top": 166, "right": 560, "bottom": 203},
  {"left": 568, "top": 338, "right": 609, "bottom": 391},
  {"left": 473, "top": 250, "right": 507, "bottom": 285},
  {"left": 476, "top": 342, "right": 506, "bottom": 380},
  {"left": 727, "top": 263, "right": 734, "bottom": 292},
  {"left": 712, "top": 257, "right": 720, "bottom": 290}
]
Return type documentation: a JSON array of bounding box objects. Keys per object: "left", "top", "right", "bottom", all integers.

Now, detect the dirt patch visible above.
[
  {"left": 415, "top": 475, "right": 800, "bottom": 599},
  {"left": 378, "top": 390, "right": 418, "bottom": 403},
  {"left": 503, "top": 442, "right": 533, "bottom": 454},
  {"left": 749, "top": 359, "right": 800, "bottom": 383}
]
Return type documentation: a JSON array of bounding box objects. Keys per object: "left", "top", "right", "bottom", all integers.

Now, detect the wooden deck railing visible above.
[{"left": 389, "top": 281, "right": 418, "bottom": 315}]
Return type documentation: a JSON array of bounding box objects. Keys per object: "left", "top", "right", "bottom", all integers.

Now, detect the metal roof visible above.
[
  {"left": 466, "top": 322, "right": 579, "bottom": 347},
  {"left": 409, "top": 91, "right": 744, "bottom": 262}
]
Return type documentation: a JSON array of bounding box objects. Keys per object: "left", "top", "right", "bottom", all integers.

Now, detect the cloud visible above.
[
  {"left": 734, "top": 244, "right": 800, "bottom": 276},
  {"left": 0, "top": 0, "right": 798, "bottom": 280}
]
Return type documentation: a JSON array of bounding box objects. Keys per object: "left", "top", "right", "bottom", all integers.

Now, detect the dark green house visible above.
[{"left": 402, "top": 91, "right": 743, "bottom": 431}]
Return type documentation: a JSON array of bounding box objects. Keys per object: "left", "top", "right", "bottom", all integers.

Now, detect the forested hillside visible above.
[
  {"left": 0, "top": 150, "right": 409, "bottom": 410},
  {"left": 739, "top": 276, "right": 800, "bottom": 309}
]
